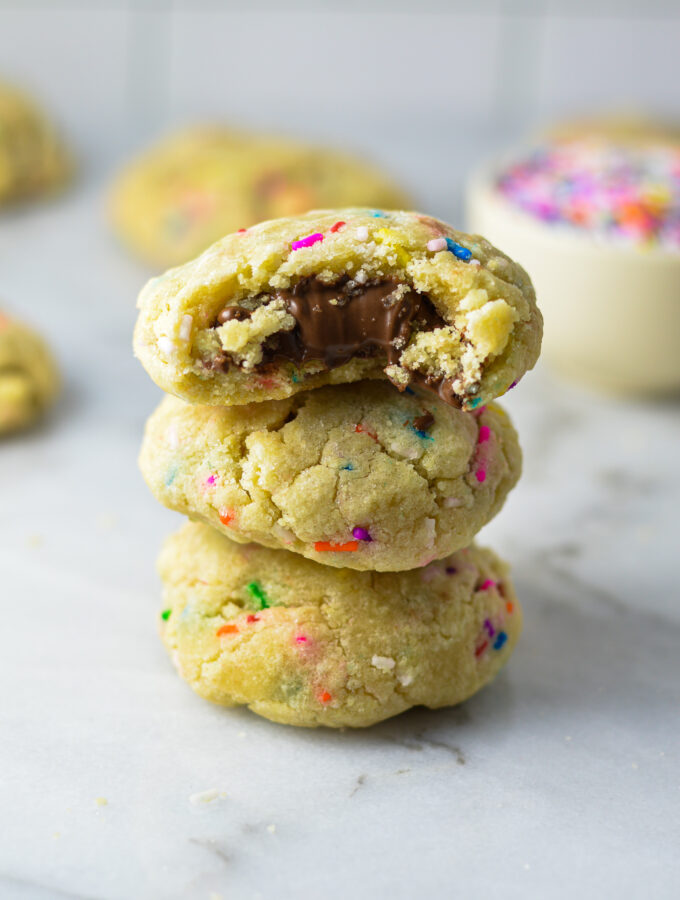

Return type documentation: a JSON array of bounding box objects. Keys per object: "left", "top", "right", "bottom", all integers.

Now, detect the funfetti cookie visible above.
[
  {"left": 159, "top": 522, "right": 522, "bottom": 728},
  {"left": 134, "top": 210, "right": 542, "bottom": 412},
  {"left": 139, "top": 382, "right": 521, "bottom": 572},
  {"left": 111, "top": 128, "right": 411, "bottom": 267},
  {"left": 0, "top": 82, "right": 71, "bottom": 204},
  {"left": 0, "top": 312, "right": 60, "bottom": 434}
]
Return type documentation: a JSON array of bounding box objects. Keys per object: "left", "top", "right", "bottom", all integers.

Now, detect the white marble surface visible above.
[{"left": 1, "top": 162, "right": 680, "bottom": 900}]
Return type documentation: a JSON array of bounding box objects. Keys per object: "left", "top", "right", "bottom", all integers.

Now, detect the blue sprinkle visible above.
[
  {"left": 493, "top": 631, "right": 508, "bottom": 650},
  {"left": 404, "top": 386, "right": 415, "bottom": 395},
  {"left": 408, "top": 424, "right": 434, "bottom": 442},
  {"left": 165, "top": 465, "right": 179, "bottom": 487},
  {"left": 468, "top": 396, "right": 483, "bottom": 409},
  {"left": 371, "top": 210, "right": 388, "bottom": 217},
  {"left": 340, "top": 462, "right": 354, "bottom": 471},
  {"left": 291, "top": 372, "right": 299, "bottom": 383},
  {"left": 445, "top": 237, "right": 472, "bottom": 261}
]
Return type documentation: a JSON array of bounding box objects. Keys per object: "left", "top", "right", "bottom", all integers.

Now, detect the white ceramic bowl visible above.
[{"left": 466, "top": 160, "right": 680, "bottom": 395}]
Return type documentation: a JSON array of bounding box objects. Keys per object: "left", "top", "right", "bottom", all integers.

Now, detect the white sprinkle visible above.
[
  {"left": 427, "top": 237, "right": 447, "bottom": 252},
  {"left": 469, "top": 258, "right": 482, "bottom": 267},
  {"left": 371, "top": 655, "right": 396, "bottom": 671},
  {"left": 157, "top": 336, "right": 176, "bottom": 356},
  {"left": 424, "top": 517, "right": 436, "bottom": 547},
  {"left": 179, "top": 314, "right": 193, "bottom": 342},
  {"left": 189, "top": 789, "right": 225, "bottom": 806},
  {"left": 443, "top": 496, "right": 462, "bottom": 508},
  {"left": 273, "top": 524, "right": 296, "bottom": 544},
  {"left": 267, "top": 824, "right": 277, "bottom": 834},
  {"left": 356, "top": 226, "right": 369, "bottom": 241},
  {"left": 166, "top": 423, "right": 180, "bottom": 449},
  {"left": 398, "top": 673, "right": 413, "bottom": 687}
]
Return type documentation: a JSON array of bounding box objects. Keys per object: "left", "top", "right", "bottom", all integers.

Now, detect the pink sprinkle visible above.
[
  {"left": 480, "top": 579, "right": 496, "bottom": 591},
  {"left": 295, "top": 635, "right": 308, "bottom": 643},
  {"left": 478, "top": 425, "right": 491, "bottom": 444},
  {"left": 206, "top": 474, "right": 216, "bottom": 485},
  {"left": 475, "top": 468, "right": 487, "bottom": 483},
  {"left": 427, "top": 237, "right": 447, "bottom": 252},
  {"left": 291, "top": 232, "right": 324, "bottom": 251}
]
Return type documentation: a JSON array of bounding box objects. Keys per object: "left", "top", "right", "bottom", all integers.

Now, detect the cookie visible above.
[
  {"left": 139, "top": 382, "right": 521, "bottom": 572},
  {"left": 134, "top": 209, "right": 542, "bottom": 412},
  {"left": 0, "top": 312, "right": 60, "bottom": 433},
  {"left": 159, "top": 522, "right": 522, "bottom": 728},
  {"left": 0, "top": 82, "right": 71, "bottom": 204},
  {"left": 110, "top": 127, "right": 411, "bottom": 267}
]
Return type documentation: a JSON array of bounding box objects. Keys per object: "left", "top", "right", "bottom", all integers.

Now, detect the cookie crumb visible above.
[
  {"left": 95, "top": 797, "right": 108, "bottom": 807},
  {"left": 189, "top": 789, "right": 226, "bottom": 806},
  {"left": 266, "top": 824, "right": 276, "bottom": 834},
  {"left": 371, "top": 655, "right": 396, "bottom": 671}
]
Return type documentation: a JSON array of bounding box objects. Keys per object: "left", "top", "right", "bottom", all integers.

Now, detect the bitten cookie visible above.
[
  {"left": 0, "top": 82, "right": 71, "bottom": 204},
  {"left": 134, "top": 209, "right": 542, "bottom": 411},
  {"left": 159, "top": 522, "right": 522, "bottom": 728},
  {"left": 0, "top": 312, "right": 60, "bottom": 433},
  {"left": 111, "top": 127, "right": 410, "bottom": 267},
  {"left": 139, "top": 382, "right": 521, "bottom": 572}
]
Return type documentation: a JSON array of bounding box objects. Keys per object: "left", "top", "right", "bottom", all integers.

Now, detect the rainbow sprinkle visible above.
[
  {"left": 497, "top": 136, "right": 680, "bottom": 248},
  {"left": 352, "top": 526, "right": 372, "bottom": 542},
  {"left": 161, "top": 609, "right": 171, "bottom": 621},
  {"left": 291, "top": 232, "right": 324, "bottom": 251},
  {"left": 247, "top": 581, "right": 270, "bottom": 609}
]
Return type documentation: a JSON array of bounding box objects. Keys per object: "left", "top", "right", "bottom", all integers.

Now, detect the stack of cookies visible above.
[{"left": 134, "top": 209, "right": 542, "bottom": 728}]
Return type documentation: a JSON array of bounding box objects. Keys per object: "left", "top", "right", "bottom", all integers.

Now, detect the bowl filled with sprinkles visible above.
[{"left": 467, "top": 116, "right": 680, "bottom": 395}]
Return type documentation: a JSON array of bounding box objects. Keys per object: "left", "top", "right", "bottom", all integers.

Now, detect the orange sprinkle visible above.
[
  {"left": 216, "top": 624, "right": 239, "bottom": 636},
  {"left": 506, "top": 601, "right": 514, "bottom": 614},
  {"left": 219, "top": 509, "right": 235, "bottom": 526},
  {"left": 319, "top": 691, "right": 332, "bottom": 704},
  {"left": 314, "top": 541, "right": 359, "bottom": 552},
  {"left": 354, "top": 423, "right": 378, "bottom": 442}
]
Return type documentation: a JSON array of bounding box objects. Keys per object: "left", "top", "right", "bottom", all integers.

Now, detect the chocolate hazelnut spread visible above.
[{"left": 214, "top": 277, "right": 468, "bottom": 406}]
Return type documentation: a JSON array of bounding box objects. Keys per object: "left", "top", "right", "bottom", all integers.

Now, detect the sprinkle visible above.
[
  {"left": 246, "top": 581, "right": 270, "bottom": 609},
  {"left": 371, "top": 210, "right": 388, "bottom": 217},
  {"left": 295, "top": 635, "right": 308, "bottom": 643},
  {"left": 314, "top": 541, "right": 359, "bottom": 552},
  {"left": 237, "top": 227, "right": 247, "bottom": 233},
  {"left": 179, "top": 314, "right": 193, "bottom": 342},
  {"left": 354, "top": 423, "right": 379, "bottom": 442},
  {"left": 219, "top": 509, "right": 235, "bottom": 526},
  {"left": 246, "top": 614, "right": 260, "bottom": 623},
  {"left": 161, "top": 609, "right": 171, "bottom": 621},
  {"left": 291, "top": 232, "right": 324, "bottom": 251},
  {"left": 480, "top": 579, "right": 496, "bottom": 591},
  {"left": 445, "top": 566, "right": 457, "bottom": 575},
  {"left": 508, "top": 380, "right": 518, "bottom": 390},
  {"left": 166, "top": 423, "right": 180, "bottom": 449},
  {"left": 494, "top": 631, "right": 508, "bottom": 650},
  {"left": 157, "top": 336, "right": 176, "bottom": 356},
  {"left": 329, "top": 220, "right": 346, "bottom": 233},
  {"left": 468, "top": 397, "right": 484, "bottom": 410},
  {"left": 483, "top": 618, "right": 496, "bottom": 638},
  {"left": 445, "top": 237, "right": 472, "bottom": 261},
  {"left": 165, "top": 465, "right": 178, "bottom": 487},
  {"left": 352, "top": 526, "right": 372, "bottom": 542},
  {"left": 372, "top": 655, "right": 396, "bottom": 670},
  {"left": 443, "top": 497, "right": 462, "bottom": 508},
  {"left": 356, "top": 226, "right": 369, "bottom": 241},
  {"left": 205, "top": 474, "right": 217, "bottom": 487},
  {"left": 506, "top": 601, "right": 515, "bottom": 614},
  {"left": 398, "top": 673, "right": 413, "bottom": 687},
  {"left": 216, "top": 624, "right": 239, "bottom": 636},
  {"left": 427, "top": 237, "right": 447, "bottom": 252},
  {"left": 319, "top": 691, "right": 332, "bottom": 704},
  {"left": 340, "top": 462, "right": 354, "bottom": 471},
  {"left": 475, "top": 468, "right": 487, "bottom": 483},
  {"left": 478, "top": 425, "right": 491, "bottom": 444},
  {"left": 474, "top": 640, "right": 489, "bottom": 658}
]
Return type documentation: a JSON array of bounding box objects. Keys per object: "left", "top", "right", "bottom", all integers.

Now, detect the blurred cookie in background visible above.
[
  {"left": 0, "top": 311, "right": 60, "bottom": 434},
  {"left": 0, "top": 82, "right": 72, "bottom": 205},
  {"left": 467, "top": 115, "right": 680, "bottom": 395},
  {"left": 109, "top": 126, "right": 412, "bottom": 269}
]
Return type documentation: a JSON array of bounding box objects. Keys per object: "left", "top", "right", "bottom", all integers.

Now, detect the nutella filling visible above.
[{"left": 215, "top": 276, "right": 468, "bottom": 405}]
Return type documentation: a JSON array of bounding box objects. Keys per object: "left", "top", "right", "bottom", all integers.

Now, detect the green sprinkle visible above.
[
  {"left": 161, "top": 609, "right": 171, "bottom": 621},
  {"left": 246, "top": 581, "right": 270, "bottom": 609}
]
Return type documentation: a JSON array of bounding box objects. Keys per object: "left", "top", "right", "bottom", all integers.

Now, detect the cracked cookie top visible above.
[
  {"left": 134, "top": 209, "right": 542, "bottom": 411},
  {"left": 111, "top": 127, "right": 410, "bottom": 267},
  {"left": 139, "top": 381, "right": 521, "bottom": 572},
  {"left": 0, "top": 311, "right": 60, "bottom": 434},
  {"left": 159, "top": 521, "right": 522, "bottom": 728}
]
